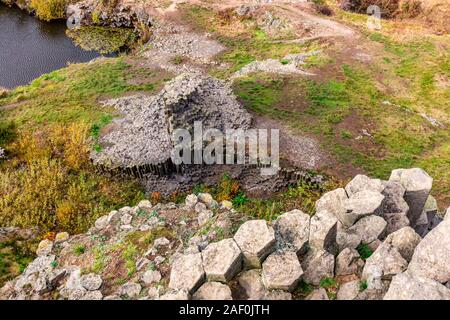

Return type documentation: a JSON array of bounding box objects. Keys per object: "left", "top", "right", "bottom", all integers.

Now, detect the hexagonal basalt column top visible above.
[
  {"left": 202, "top": 238, "right": 242, "bottom": 282},
  {"left": 169, "top": 253, "right": 205, "bottom": 294},
  {"left": 262, "top": 251, "right": 303, "bottom": 291},
  {"left": 233, "top": 220, "right": 276, "bottom": 268}
]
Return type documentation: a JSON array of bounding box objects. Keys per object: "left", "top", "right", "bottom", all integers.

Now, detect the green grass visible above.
[
  {"left": 0, "top": 240, "right": 35, "bottom": 287},
  {"left": 357, "top": 243, "right": 374, "bottom": 260},
  {"left": 73, "top": 244, "right": 86, "bottom": 256}
]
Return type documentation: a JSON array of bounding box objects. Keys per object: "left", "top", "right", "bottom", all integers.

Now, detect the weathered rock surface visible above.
[
  {"left": 80, "top": 273, "right": 103, "bottom": 291},
  {"left": 345, "top": 174, "right": 383, "bottom": 196},
  {"left": 238, "top": 270, "right": 266, "bottom": 300},
  {"left": 202, "top": 239, "right": 242, "bottom": 282},
  {"left": 384, "top": 272, "right": 450, "bottom": 300},
  {"left": 309, "top": 210, "right": 338, "bottom": 254},
  {"left": 349, "top": 215, "right": 387, "bottom": 244},
  {"left": 274, "top": 210, "right": 310, "bottom": 254},
  {"left": 408, "top": 219, "right": 450, "bottom": 283},
  {"left": 192, "top": 282, "right": 232, "bottom": 300},
  {"left": 335, "top": 248, "right": 364, "bottom": 276},
  {"left": 306, "top": 288, "right": 329, "bottom": 300},
  {"left": 234, "top": 220, "right": 276, "bottom": 268},
  {"left": 262, "top": 251, "right": 303, "bottom": 291},
  {"left": 337, "top": 280, "right": 360, "bottom": 300},
  {"left": 169, "top": 253, "right": 205, "bottom": 293},
  {"left": 389, "top": 168, "right": 433, "bottom": 228},
  {"left": 384, "top": 227, "right": 421, "bottom": 262},
  {"left": 341, "top": 190, "right": 384, "bottom": 227},
  {"left": 301, "top": 249, "right": 334, "bottom": 286}
]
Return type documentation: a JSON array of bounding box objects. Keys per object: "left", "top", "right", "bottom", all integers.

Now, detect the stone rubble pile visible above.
[{"left": 1, "top": 168, "right": 449, "bottom": 300}]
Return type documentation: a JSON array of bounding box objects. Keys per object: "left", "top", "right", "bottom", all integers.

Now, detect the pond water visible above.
[{"left": 0, "top": 4, "right": 101, "bottom": 88}]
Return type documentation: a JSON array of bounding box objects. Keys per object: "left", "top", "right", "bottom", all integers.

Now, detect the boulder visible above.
[
  {"left": 141, "top": 270, "right": 162, "bottom": 285},
  {"left": 36, "top": 239, "right": 53, "bottom": 256},
  {"left": 384, "top": 227, "right": 421, "bottom": 262},
  {"left": 301, "top": 249, "right": 335, "bottom": 286},
  {"left": 381, "top": 211, "right": 410, "bottom": 235},
  {"left": 159, "top": 290, "right": 190, "bottom": 300},
  {"left": 274, "top": 209, "right": 310, "bottom": 254},
  {"left": 121, "top": 213, "right": 133, "bottom": 225},
  {"left": 262, "top": 251, "right": 303, "bottom": 291},
  {"left": 233, "top": 220, "right": 276, "bottom": 268},
  {"left": 305, "top": 288, "right": 329, "bottom": 300},
  {"left": 169, "top": 253, "right": 205, "bottom": 293},
  {"left": 309, "top": 210, "right": 338, "bottom": 254},
  {"left": 408, "top": 219, "right": 450, "bottom": 283},
  {"left": 341, "top": 190, "right": 384, "bottom": 227},
  {"left": 336, "top": 222, "right": 361, "bottom": 252},
  {"left": 194, "top": 202, "right": 207, "bottom": 213},
  {"left": 80, "top": 273, "right": 103, "bottom": 291},
  {"left": 389, "top": 168, "right": 433, "bottom": 227},
  {"left": 202, "top": 238, "right": 242, "bottom": 282},
  {"left": 345, "top": 174, "right": 383, "bottom": 196},
  {"left": 81, "top": 290, "right": 103, "bottom": 300},
  {"left": 198, "top": 193, "right": 217, "bottom": 209},
  {"left": 316, "top": 188, "right": 347, "bottom": 221},
  {"left": 337, "top": 280, "right": 360, "bottom": 300},
  {"left": 192, "top": 282, "right": 233, "bottom": 300},
  {"left": 380, "top": 180, "right": 409, "bottom": 214},
  {"left": 262, "top": 290, "right": 292, "bottom": 300},
  {"left": 348, "top": 215, "right": 387, "bottom": 244},
  {"left": 384, "top": 272, "right": 450, "bottom": 300},
  {"left": 335, "top": 248, "right": 364, "bottom": 276},
  {"left": 238, "top": 269, "right": 266, "bottom": 300},
  {"left": 185, "top": 194, "right": 198, "bottom": 208},
  {"left": 94, "top": 215, "right": 109, "bottom": 230},
  {"left": 197, "top": 210, "right": 213, "bottom": 226},
  {"left": 119, "top": 283, "right": 142, "bottom": 298},
  {"left": 362, "top": 243, "right": 408, "bottom": 284}
]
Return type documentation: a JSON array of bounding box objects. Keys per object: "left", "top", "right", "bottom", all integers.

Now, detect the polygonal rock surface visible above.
[
  {"left": 408, "top": 219, "right": 450, "bottom": 283},
  {"left": 262, "top": 290, "right": 292, "bottom": 300},
  {"left": 202, "top": 238, "right": 242, "bottom": 282},
  {"left": 341, "top": 190, "right": 384, "bottom": 227},
  {"left": 381, "top": 211, "right": 410, "bottom": 235},
  {"left": 316, "top": 188, "right": 347, "bottom": 220},
  {"left": 301, "top": 249, "right": 335, "bottom": 286},
  {"left": 306, "top": 288, "right": 329, "bottom": 300},
  {"left": 335, "top": 248, "right": 364, "bottom": 276},
  {"left": 309, "top": 210, "right": 338, "bottom": 254},
  {"left": 389, "top": 168, "right": 433, "bottom": 227},
  {"left": 384, "top": 272, "right": 450, "bottom": 300},
  {"left": 238, "top": 269, "right": 266, "bottom": 300},
  {"left": 274, "top": 209, "right": 310, "bottom": 254},
  {"left": 337, "top": 280, "right": 360, "bottom": 300},
  {"left": 81, "top": 290, "right": 103, "bottom": 300},
  {"left": 192, "top": 282, "right": 232, "bottom": 300},
  {"left": 80, "top": 273, "right": 103, "bottom": 291},
  {"left": 169, "top": 253, "right": 205, "bottom": 293},
  {"left": 120, "top": 283, "right": 142, "bottom": 298},
  {"left": 384, "top": 227, "right": 421, "bottom": 262},
  {"left": 141, "top": 270, "right": 162, "bottom": 285},
  {"left": 362, "top": 243, "right": 408, "bottom": 282},
  {"left": 349, "top": 215, "right": 387, "bottom": 244},
  {"left": 159, "top": 290, "right": 190, "bottom": 300},
  {"left": 345, "top": 174, "right": 384, "bottom": 197},
  {"left": 234, "top": 220, "right": 276, "bottom": 268},
  {"left": 262, "top": 251, "right": 303, "bottom": 291},
  {"left": 336, "top": 222, "right": 362, "bottom": 252}
]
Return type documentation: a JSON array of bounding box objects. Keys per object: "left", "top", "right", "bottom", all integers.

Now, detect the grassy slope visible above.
[
  {"left": 183, "top": 4, "right": 449, "bottom": 207},
  {"left": 0, "top": 58, "right": 171, "bottom": 233}
]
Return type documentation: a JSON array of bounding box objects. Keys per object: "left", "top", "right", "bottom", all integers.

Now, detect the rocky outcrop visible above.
[{"left": 1, "top": 169, "right": 448, "bottom": 300}]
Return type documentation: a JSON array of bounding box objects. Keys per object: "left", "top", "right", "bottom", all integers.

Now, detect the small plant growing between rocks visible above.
[
  {"left": 73, "top": 245, "right": 86, "bottom": 256},
  {"left": 357, "top": 243, "right": 374, "bottom": 260},
  {"left": 359, "top": 280, "right": 368, "bottom": 292}
]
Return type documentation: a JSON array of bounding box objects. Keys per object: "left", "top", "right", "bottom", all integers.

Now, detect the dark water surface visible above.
[{"left": 0, "top": 4, "right": 100, "bottom": 88}]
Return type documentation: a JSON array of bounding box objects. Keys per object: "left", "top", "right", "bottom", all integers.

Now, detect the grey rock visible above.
[
  {"left": 192, "top": 282, "right": 232, "bottom": 300},
  {"left": 341, "top": 190, "right": 384, "bottom": 227},
  {"left": 362, "top": 243, "right": 408, "bottom": 283},
  {"left": 198, "top": 210, "right": 213, "bottom": 227},
  {"left": 336, "top": 222, "right": 362, "bottom": 252},
  {"left": 262, "top": 251, "right": 303, "bottom": 291},
  {"left": 335, "top": 248, "right": 364, "bottom": 276},
  {"left": 408, "top": 219, "right": 450, "bottom": 283},
  {"left": 349, "top": 215, "right": 387, "bottom": 244},
  {"left": 345, "top": 174, "right": 383, "bottom": 197},
  {"left": 202, "top": 238, "right": 242, "bottom": 282},
  {"left": 119, "top": 283, "right": 142, "bottom": 298},
  {"left": 94, "top": 215, "right": 109, "bottom": 230},
  {"left": 80, "top": 273, "right": 103, "bottom": 291},
  {"left": 36, "top": 239, "right": 53, "bottom": 256},
  {"left": 234, "top": 220, "right": 276, "bottom": 268},
  {"left": 194, "top": 202, "right": 207, "bottom": 213},
  {"left": 337, "top": 280, "right": 360, "bottom": 300},
  {"left": 384, "top": 227, "right": 421, "bottom": 262},
  {"left": 316, "top": 188, "right": 347, "bottom": 221},
  {"left": 309, "top": 210, "right": 338, "bottom": 254},
  {"left": 389, "top": 168, "right": 433, "bottom": 227},
  {"left": 306, "top": 288, "right": 329, "bottom": 300},
  {"left": 81, "top": 290, "right": 103, "bottom": 300},
  {"left": 169, "top": 253, "right": 205, "bottom": 293},
  {"left": 302, "top": 249, "right": 335, "bottom": 286},
  {"left": 274, "top": 209, "right": 310, "bottom": 254},
  {"left": 384, "top": 272, "right": 450, "bottom": 300},
  {"left": 121, "top": 213, "right": 133, "bottom": 225},
  {"left": 141, "top": 270, "right": 162, "bottom": 285},
  {"left": 238, "top": 269, "right": 266, "bottom": 300}
]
